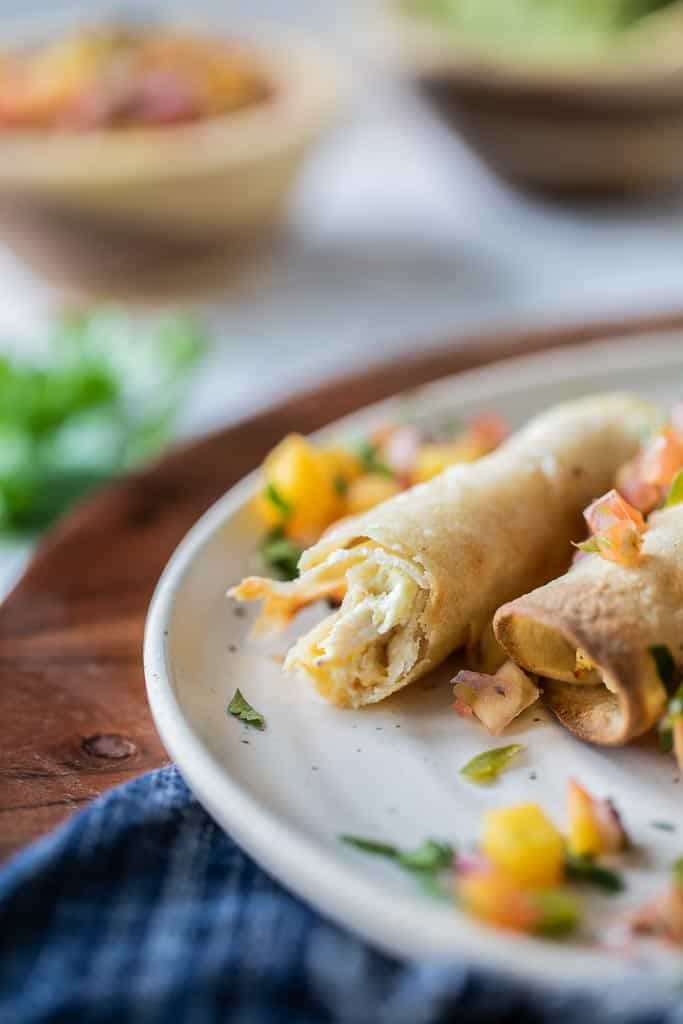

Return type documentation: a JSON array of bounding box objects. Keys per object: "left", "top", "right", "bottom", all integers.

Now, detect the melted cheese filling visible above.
[{"left": 285, "top": 543, "right": 429, "bottom": 701}]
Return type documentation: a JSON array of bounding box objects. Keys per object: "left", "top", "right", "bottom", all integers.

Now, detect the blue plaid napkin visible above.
[{"left": 1, "top": 766, "right": 680, "bottom": 1024}]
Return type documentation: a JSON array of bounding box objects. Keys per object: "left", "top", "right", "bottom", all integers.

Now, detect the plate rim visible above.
[{"left": 144, "top": 329, "right": 683, "bottom": 994}]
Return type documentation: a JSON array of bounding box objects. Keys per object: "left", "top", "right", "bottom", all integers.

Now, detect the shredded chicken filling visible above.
[{"left": 285, "top": 543, "right": 429, "bottom": 694}]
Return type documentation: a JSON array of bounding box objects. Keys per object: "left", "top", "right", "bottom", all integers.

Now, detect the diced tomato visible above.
[
  {"left": 639, "top": 428, "right": 683, "bottom": 488},
  {"left": 630, "top": 885, "right": 683, "bottom": 944},
  {"left": 457, "top": 867, "right": 578, "bottom": 936},
  {"left": 616, "top": 457, "right": 661, "bottom": 515},
  {"left": 584, "top": 488, "right": 645, "bottom": 535},
  {"left": 597, "top": 520, "right": 644, "bottom": 568},
  {"left": 582, "top": 489, "right": 646, "bottom": 568},
  {"left": 382, "top": 426, "right": 420, "bottom": 480},
  {"left": 457, "top": 868, "right": 541, "bottom": 932},
  {"left": 469, "top": 412, "right": 510, "bottom": 451}
]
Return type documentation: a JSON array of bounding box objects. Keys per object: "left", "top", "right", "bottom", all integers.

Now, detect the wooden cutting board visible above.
[{"left": 2, "top": 312, "right": 682, "bottom": 862}]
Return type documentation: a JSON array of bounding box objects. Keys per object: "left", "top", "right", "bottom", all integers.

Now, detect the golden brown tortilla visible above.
[
  {"left": 494, "top": 505, "right": 683, "bottom": 745},
  {"left": 231, "top": 393, "right": 657, "bottom": 708}
]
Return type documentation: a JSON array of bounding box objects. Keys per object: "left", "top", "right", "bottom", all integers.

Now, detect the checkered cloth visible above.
[{"left": 0, "top": 766, "right": 680, "bottom": 1024}]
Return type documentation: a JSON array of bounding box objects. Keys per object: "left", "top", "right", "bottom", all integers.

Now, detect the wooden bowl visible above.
[
  {"left": 379, "top": 4, "right": 683, "bottom": 196},
  {"left": 0, "top": 27, "right": 342, "bottom": 293}
]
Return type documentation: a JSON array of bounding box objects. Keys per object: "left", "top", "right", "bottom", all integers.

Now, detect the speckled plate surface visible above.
[{"left": 145, "top": 334, "right": 683, "bottom": 993}]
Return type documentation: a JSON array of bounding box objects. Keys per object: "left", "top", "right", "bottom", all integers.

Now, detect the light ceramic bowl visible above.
[
  {"left": 0, "top": 24, "right": 342, "bottom": 292},
  {"left": 379, "top": 2, "right": 683, "bottom": 196}
]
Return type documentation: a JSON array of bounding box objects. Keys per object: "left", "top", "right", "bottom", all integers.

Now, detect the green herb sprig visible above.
[
  {"left": 228, "top": 688, "right": 266, "bottom": 730},
  {"left": 340, "top": 835, "right": 454, "bottom": 897},
  {"left": 260, "top": 527, "right": 302, "bottom": 580},
  {"left": 460, "top": 744, "right": 524, "bottom": 784},
  {"left": 354, "top": 438, "right": 394, "bottom": 478},
  {"left": 564, "top": 853, "right": 625, "bottom": 893},
  {"left": 0, "top": 308, "right": 204, "bottom": 533}
]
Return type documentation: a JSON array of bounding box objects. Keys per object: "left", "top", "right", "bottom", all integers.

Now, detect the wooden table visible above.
[{"left": 2, "top": 312, "right": 682, "bottom": 861}]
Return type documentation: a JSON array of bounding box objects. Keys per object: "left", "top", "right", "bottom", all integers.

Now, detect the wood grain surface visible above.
[{"left": 2, "top": 311, "right": 683, "bottom": 861}]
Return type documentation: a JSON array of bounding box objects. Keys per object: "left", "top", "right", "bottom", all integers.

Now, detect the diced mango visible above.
[
  {"left": 567, "top": 779, "right": 606, "bottom": 858},
  {"left": 345, "top": 474, "right": 401, "bottom": 516},
  {"left": 255, "top": 433, "right": 342, "bottom": 542},
  {"left": 480, "top": 803, "right": 565, "bottom": 888},
  {"left": 413, "top": 438, "right": 483, "bottom": 483},
  {"left": 319, "top": 446, "right": 364, "bottom": 491},
  {"left": 565, "top": 778, "right": 630, "bottom": 860}
]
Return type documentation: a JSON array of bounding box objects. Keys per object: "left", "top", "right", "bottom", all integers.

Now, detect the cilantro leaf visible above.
[
  {"left": 660, "top": 728, "right": 674, "bottom": 754},
  {"left": 333, "top": 474, "right": 349, "bottom": 497},
  {"left": 341, "top": 835, "right": 454, "bottom": 878},
  {"left": 0, "top": 308, "right": 204, "bottom": 534},
  {"left": 397, "top": 840, "right": 454, "bottom": 873},
  {"left": 532, "top": 890, "right": 580, "bottom": 938},
  {"left": 228, "top": 688, "right": 265, "bottom": 730},
  {"left": 666, "top": 683, "right": 683, "bottom": 720},
  {"left": 259, "top": 527, "right": 302, "bottom": 580},
  {"left": 650, "top": 645, "right": 678, "bottom": 693},
  {"left": 564, "top": 853, "right": 625, "bottom": 893},
  {"left": 354, "top": 438, "right": 394, "bottom": 478},
  {"left": 264, "top": 482, "right": 292, "bottom": 518},
  {"left": 460, "top": 744, "right": 524, "bottom": 784},
  {"left": 340, "top": 836, "right": 398, "bottom": 858},
  {"left": 573, "top": 537, "right": 600, "bottom": 554},
  {"left": 666, "top": 468, "right": 683, "bottom": 508}
]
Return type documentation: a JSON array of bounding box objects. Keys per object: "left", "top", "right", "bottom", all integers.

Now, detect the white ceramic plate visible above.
[{"left": 145, "top": 333, "right": 683, "bottom": 994}]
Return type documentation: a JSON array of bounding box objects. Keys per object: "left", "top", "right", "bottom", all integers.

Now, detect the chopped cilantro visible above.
[
  {"left": 340, "top": 835, "right": 398, "bottom": 857},
  {"left": 652, "top": 821, "right": 676, "bottom": 832},
  {"left": 228, "top": 688, "right": 265, "bottom": 730},
  {"left": 260, "top": 527, "right": 302, "bottom": 581},
  {"left": 674, "top": 857, "right": 683, "bottom": 885},
  {"left": 532, "top": 890, "right": 580, "bottom": 938},
  {"left": 264, "top": 482, "right": 291, "bottom": 518},
  {"left": 460, "top": 744, "right": 524, "bottom": 784},
  {"left": 0, "top": 308, "right": 204, "bottom": 533},
  {"left": 650, "top": 645, "right": 678, "bottom": 693},
  {"left": 666, "top": 469, "right": 683, "bottom": 508},
  {"left": 396, "top": 840, "right": 454, "bottom": 873},
  {"left": 340, "top": 835, "right": 454, "bottom": 884},
  {"left": 660, "top": 728, "right": 674, "bottom": 754},
  {"left": 354, "top": 438, "right": 394, "bottom": 478},
  {"left": 564, "top": 853, "right": 625, "bottom": 893},
  {"left": 666, "top": 683, "right": 683, "bottom": 719},
  {"left": 333, "top": 474, "right": 349, "bottom": 497},
  {"left": 573, "top": 537, "right": 601, "bottom": 554}
]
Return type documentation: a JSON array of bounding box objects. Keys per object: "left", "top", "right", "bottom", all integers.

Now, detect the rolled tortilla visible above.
[
  {"left": 494, "top": 504, "right": 683, "bottom": 745},
  {"left": 231, "top": 393, "right": 656, "bottom": 708}
]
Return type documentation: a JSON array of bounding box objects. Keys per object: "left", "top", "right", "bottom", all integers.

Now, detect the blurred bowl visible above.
[
  {"left": 0, "top": 24, "right": 342, "bottom": 292},
  {"left": 379, "top": 2, "right": 683, "bottom": 196}
]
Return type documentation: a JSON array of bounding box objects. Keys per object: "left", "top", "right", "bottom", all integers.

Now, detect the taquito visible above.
[
  {"left": 494, "top": 504, "right": 683, "bottom": 745},
  {"left": 231, "top": 393, "right": 656, "bottom": 708}
]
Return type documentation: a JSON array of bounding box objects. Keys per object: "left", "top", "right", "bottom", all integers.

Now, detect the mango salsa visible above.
[
  {"left": 255, "top": 433, "right": 342, "bottom": 542},
  {"left": 413, "top": 439, "right": 482, "bottom": 483},
  {"left": 567, "top": 780, "right": 603, "bottom": 857},
  {"left": 480, "top": 803, "right": 565, "bottom": 888},
  {"left": 345, "top": 474, "right": 402, "bottom": 516},
  {"left": 458, "top": 869, "right": 539, "bottom": 932}
]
